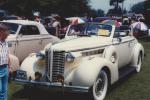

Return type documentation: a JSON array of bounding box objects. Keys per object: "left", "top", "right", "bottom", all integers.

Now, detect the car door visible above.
[
  {"left": 113, "top": 26, "right": 135, "bottom": 68},
  {"left": 15, "top": 25, "right": 42, "bottom": 62}
]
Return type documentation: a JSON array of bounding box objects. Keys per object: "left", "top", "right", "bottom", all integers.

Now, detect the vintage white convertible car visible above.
[
  {"left": 15, "top": 23, "right": 144, "bottom": 100},
  {"left": 0, "top": 20, "right": 59, "bottom": 71}
]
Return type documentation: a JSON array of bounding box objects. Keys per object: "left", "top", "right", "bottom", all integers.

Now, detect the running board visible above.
[{"left": 119, "top": 66, "right": 136, "bottom": 79}]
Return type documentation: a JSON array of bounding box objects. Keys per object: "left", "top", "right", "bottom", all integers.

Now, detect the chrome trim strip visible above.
[
  {"left": 48, "top": 49, "right": 51, "bottom": 81},
  {"left": 82, "top": 49, "right": 104, "bottom": 56},
  {"left": 68, "top": 46, "right": 108, "bottom": 53},
  {"left": 112, "top": 39, "right": 135, "bottom": 45},
  {"left": 50, "top": 49, "right": 53, "bottom": 81},
  {"left": 17, "top": 37, "right": 52, "bottom": 42}
]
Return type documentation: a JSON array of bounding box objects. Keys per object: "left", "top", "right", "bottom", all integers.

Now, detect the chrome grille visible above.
[
  {"left": 45, "top": 49, "right": 65, "bottom": 82},
  {"left": 52, "top": 50, "right": 65, "bottom": 82}
]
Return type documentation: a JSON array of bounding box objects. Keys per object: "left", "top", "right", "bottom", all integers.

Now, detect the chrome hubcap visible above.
[{"left": 95, "top": 75, "right": 105, "bottom": 96}]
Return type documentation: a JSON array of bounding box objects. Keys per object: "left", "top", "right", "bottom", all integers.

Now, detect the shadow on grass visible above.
[
  {"left": 11, "top": 70, "right": 137, "bottom": 100},
  {"left": 139, "top": 36, "right": 150, "bottom": 42},
  {"left": 12, "top": 87, "right": 91, "bottom": 100},
  {"left": 107, "top": 70, "right": 136, "bottom": 94}
]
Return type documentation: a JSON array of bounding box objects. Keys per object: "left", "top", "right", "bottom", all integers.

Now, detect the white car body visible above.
[
  {"left": 1, "top": 20, "right": 59, "bottom": 71},
  {"left": 15, "top": 23, "right": 144, "bottom": 100}
]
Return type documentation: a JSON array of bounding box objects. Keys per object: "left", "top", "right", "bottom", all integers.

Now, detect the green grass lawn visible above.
[{"left": 8, "top": 40, "right": 150, "bottom": 100}]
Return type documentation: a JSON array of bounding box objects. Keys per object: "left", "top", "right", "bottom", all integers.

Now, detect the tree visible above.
[
  {"left": 144, "top": 0, "right": 150, "bottom": 25},
  {"left": 1, "top": 0, "right": 43, "bottom": 16},
  {"left": 0, "top": 0, "right": 92, "bottom": 17},
  {"left": 107, "top": 6, "right": 122, "bottom": 16},
  {"left": 110, "top": 0, "right": 125, "bottom": 9},
  {"left": 131, "top": 1, "right": 144, "bottom": 14},
  {"left": 109, "top": 0, "right": 125, "bottom": 15},
  {"left": 97, "top": 9, "right": 105, "bottom": 17}
]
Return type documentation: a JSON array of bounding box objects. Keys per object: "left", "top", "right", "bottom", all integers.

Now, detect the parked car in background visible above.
[
  {"left": 0, "top": 20, "right": 59, "bottom": 71},
  {"left": 15, "top": 23, "right": 144, "bottom": 100}
]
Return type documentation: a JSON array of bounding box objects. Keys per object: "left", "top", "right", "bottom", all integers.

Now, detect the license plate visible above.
[{"left": 16, "top": 70, "right": 27, "bottom": 80}]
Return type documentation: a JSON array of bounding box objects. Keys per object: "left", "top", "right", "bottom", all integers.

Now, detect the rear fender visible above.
[{"left": 131, "top": 43, "right": 144, "bottom": 66}]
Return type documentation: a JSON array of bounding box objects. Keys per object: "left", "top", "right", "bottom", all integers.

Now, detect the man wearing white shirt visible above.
[{"left": 0, "top": 24, "right": 10, "bottom": 100}]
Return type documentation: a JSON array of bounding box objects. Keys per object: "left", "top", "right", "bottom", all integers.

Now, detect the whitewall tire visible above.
[
  {"left": 92, "top": 70, "right": 108, "bottom": 100},
  {"left": 136, "top": 53, "right": 142, "bottom": 72}
]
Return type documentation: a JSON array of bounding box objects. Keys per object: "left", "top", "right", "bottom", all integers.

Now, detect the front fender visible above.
[
  {"left": 20, "top": 53, "right": 45, "bottom": 80},
  {"left": 9, "top": 54, "right": 20, "bottom": 72},
  {"left": 65, "top": 57, "right": 118, "bottom": 87}
]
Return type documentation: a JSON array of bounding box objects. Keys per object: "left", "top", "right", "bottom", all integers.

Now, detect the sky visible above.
[{"left": 90, "top": 0, "right": 146, "bottom": 13}]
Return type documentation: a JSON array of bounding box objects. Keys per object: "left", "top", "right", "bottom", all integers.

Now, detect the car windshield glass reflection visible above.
[
  {"left": 0, "top": 22, "right": 19, "bottom": 34},
  {"left": 68, "top": 23, "right": 112, "bottom": 37}
]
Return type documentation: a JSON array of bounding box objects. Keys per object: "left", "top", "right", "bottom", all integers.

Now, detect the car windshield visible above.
[
  {"left": 0, "top": 22, "right": 19, "bottom": 34},
  {"left": 67, "top": 23, "right": 112, "bottom": 37}
]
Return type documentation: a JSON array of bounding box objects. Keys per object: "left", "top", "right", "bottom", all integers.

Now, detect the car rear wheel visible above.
[
  {"left": 92, "top": 70, "right": 108, "bottom": 100},
  {"left": 136, "top": 53, "right": 142, "bottom": 72}
]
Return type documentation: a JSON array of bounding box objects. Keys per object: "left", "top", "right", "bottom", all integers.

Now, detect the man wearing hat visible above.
[{"left": 0, "top": 24, "right": 10, "bottom": 100}]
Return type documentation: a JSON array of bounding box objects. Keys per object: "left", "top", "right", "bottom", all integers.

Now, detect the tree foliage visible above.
[
  {"left": 131, "top": 1, "right": 144, "bottom": 14},
  {"left": 144, "top": 0, "right": 150, "bottom": 25},
  {"left": 0, "top": 0, "right": 97, "bottom": 17},
  {"left": 109, "top": 0, "right": 125, "bottom": 15},
  {"left": 107, "top": 6, "right": 122, "bottom": 16},
  {"left": 110, "top": 0, "right": 125, "bottom": 8}
]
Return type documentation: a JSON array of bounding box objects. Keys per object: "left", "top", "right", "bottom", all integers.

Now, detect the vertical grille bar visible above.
[{"left": 45, "top": 49, "right": 51, "bottom": 81}]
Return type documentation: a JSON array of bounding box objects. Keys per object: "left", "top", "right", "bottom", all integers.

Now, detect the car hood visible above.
[{"left": 51, "top": 36, "right": 112, "bottom": 52}]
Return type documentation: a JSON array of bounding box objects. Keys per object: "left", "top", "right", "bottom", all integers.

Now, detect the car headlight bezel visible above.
[
  {"left": 66, "top": 52, "right": 75, "bottom": 62},
  {"left": 36, "top": 52, "right": 45, "bottom": 60}
]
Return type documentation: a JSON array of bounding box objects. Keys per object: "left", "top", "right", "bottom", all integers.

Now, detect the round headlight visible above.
[
  {"left": 36, "top": 52, "right": 45, "bottom": 60},
  {"left": 66, "top": 53, "right": 75, "bottom": 62}
]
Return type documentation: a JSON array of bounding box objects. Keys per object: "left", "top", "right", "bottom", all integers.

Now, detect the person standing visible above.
[
  {"left": 0, "top": 24, "right": 10, "bottom": 100},
  {"left": 52, "top": 15, "right": 61, "bottom": 37}
]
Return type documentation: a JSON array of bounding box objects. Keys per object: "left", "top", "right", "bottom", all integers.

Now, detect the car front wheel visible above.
[{"left": 92, "top": 70, "right": 108, "bottom": 100}]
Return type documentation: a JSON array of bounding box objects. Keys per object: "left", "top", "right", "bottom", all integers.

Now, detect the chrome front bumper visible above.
[{"left": 15, "top": 79, "right": 89, "bottom": 93}]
